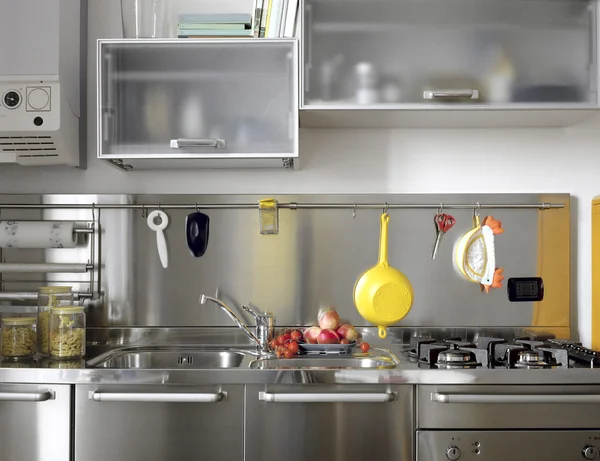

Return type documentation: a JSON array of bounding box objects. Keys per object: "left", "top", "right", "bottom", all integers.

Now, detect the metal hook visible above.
[
  {"left": 474, "top": 202, "right": 481, "bottom": 217},
  {"left": 382, "top": 203, "right": 389, "bottom": 214},
  {"left": 195, "top": 203, "right": 200, "bottom": 213},
  {"left": 437, "top": 203, "right": 444, "bottom": 215},
  {"left": 352, "top": 203, "right": 357, "bottom": 219},
  {"left": 141, "top": 204, "right": 147, "bottom": 219},
  {"left": 158, "top": 203, "right": 162, "bottom": 212}
]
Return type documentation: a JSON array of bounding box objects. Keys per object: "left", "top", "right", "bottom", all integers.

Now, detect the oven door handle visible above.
[
  {"left": 432, "top": 392, "right": 600, "bottom": 404},
  {"left": 259, "top": 391, "right": 396, "bottom": 403}
]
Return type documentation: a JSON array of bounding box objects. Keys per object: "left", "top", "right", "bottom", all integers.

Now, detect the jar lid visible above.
[
  {"left": 2, "top": 317, "right": 36, "bottom": 326},
  {"left": 50, "top": 306, "right": 84, "bottom": 314},
  {"left": 39, "top": 286, "right": 72, "bottom": 294}
]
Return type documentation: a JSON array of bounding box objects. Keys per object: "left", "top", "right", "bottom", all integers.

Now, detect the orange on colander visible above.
[{"left": 353, "top": 213, "right": 414, "bottom": 339}]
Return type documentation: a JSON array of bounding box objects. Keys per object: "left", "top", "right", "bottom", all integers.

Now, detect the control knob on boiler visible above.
[
  {"left": 583, "top": 446, "right": 599, "bottom": 460},
  {"left": 446, "top": 446, "right": 461, "bottom": 460}
]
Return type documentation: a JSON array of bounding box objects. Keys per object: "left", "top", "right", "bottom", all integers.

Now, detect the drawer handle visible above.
[
  {"left": 423, "top": 89, "right": 479, "bottom": 100},
  {"left": 170, "top": 138, "right": 226, "bottom": 149},
  {"left": 0, "top": 391, "right": 54, "bottom": 402},
  {"left": 259, "top": 392, "right": 395, "bottom": 403},
  {"left": 89, "top": 391, "right": 226, "bottom": 403},
  {"left": 432, "top": 393, "right": 600, "bottom": 404}
]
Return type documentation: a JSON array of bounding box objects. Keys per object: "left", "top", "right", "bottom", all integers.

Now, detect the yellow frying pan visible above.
[{"left": 354, "top": 213, "right": 414, "bottom": 339}]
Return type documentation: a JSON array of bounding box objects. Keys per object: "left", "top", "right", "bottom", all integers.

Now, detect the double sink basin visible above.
[{"left": 86, "top": 346, "right": 399, "bottom": 370}]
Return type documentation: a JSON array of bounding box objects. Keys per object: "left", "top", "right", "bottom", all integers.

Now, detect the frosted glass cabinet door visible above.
[
  {"left": 99, "top": 40, "right": 297, "bottom": 160},
  {"left": 302, "top": 0, "right": 598, "bottom": 108}
]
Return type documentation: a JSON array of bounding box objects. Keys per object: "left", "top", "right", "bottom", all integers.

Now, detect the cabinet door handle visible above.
[
  {"left": 170, "top": 139, "right": 225, "bottom": 149},
  {"left": 259, "top": 391, "right": 395, "bottom": 403},
  {"left": 423, "top": 89, "right": 480, "bottom": 100},
  {"left": 0, "top": 391, "right": 54, "bottom": 402},
  {"left": 89, "top": 391, "right": 226, "bottom": 403},
  {"left": 432, "top": 392, "right": 600, "bottom": 404}
]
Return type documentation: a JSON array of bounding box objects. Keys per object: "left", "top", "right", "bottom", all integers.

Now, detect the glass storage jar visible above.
[
  {"left": 1, "top": 317, "right": 37, "bottom": 359},
  {"left": 49, "top": 307, "right": 86, "bottom": 360},
  {"left": 38, "top": 286, "right": 73, "bottom": 356}
]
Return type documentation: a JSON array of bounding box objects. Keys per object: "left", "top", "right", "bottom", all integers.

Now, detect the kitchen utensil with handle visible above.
[
  {"left": 147, "top": 210, "right": 169, "bottom": 268},
  {"left": 454, "top": 213, "right": 481, "bottom": 281},
  {"left": 185, "top": 212, "right": 210, "bottom": 257},
  {"left": 431, "top": 213, "right": 456, "bottom": 259},
  {"left": 353, "top": 213, "right": 414, "bottom": 339}
]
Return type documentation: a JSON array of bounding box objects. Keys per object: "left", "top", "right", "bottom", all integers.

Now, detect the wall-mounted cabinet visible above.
[
  {"left": 299, "top": 0, "right": 600, "bottom": 127},
  {"left": 98, "top": 39, "right": 298, "bottom": 170}
]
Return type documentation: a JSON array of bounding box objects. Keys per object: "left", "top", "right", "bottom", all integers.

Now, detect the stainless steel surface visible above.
[
  {"left": 0, "top": 263, "right": 92, "bottom": 273},
  {"left": 0, "top": 384, "right": 70, "bottom": 461},
  {"left": 431, "top": 392, "right": 600, "bottom": 404},
  {"left": 419, "top": 385, "right": 600, "bottom": 428},
  {"left": 249, "top": 350, "right": 398, "bottom": 369},
  {"left": 423, "top": 89, "right": 480, "bottom": 100},
  {"left": 75, "top": 384, "right": 244, "bottom": 461},
  {"left": 258, "top": 390, "right": 396, "bottom": 402},
  {"left": 0, "top": 390, "right": 54, "bottom": 401},
  {"left": 0, "top": 194, "right": 570, "bottom": 330},
  {"left": 89, "top": 390, "right": 226, "bottom": 402},
  {"left": 88, "top": 347, "right": 250, "bottom": 369},
  {"left": 200, "top": 294, "right": 272, "bottom": 354},
  {"left": 170, "top": 138, "right": 226, "bottom": 149},
  {"left": 418, "top": 430, "right": 600, "bottom": 461},
  {"left": 0, "top": 291, "right": 93, "bottom": 301},
  {"left": 246, "top": 384, "right": 412, "bottom": 461}
]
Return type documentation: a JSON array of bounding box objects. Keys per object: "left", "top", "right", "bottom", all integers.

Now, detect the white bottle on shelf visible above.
[{"left": 354, "top": 62, "right": 379, "bottom": 105}]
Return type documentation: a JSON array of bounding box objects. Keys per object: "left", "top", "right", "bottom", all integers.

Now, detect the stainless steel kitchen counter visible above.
[
  {"left": 2, "top": 327, "right": 599, "bottom": 385},
  {"left": 2, "top": 363, "right": 600, "bottom": 385}
]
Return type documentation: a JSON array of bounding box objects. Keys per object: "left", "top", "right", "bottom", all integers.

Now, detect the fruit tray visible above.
[{"left": 298, "top": 341, "right": 357, "bottom": 356}]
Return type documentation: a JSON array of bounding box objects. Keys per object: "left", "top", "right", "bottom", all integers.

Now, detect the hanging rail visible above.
[{"left": 0, "top": 202, "right": 564, "bottom": 211}]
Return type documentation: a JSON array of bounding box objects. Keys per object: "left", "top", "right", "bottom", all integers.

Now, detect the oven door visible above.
[{"left": 418, "top": 430, "right": 600, "bottom": 461}]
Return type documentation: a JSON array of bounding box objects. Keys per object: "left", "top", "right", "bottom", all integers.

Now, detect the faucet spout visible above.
[{"left": 200, "top": 294, "right": 271, "bottom": 354}]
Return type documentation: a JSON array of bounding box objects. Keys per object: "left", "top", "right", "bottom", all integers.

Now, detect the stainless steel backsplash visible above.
[{"left": 0, "top": 194, "right": 570, "bottom": 333}]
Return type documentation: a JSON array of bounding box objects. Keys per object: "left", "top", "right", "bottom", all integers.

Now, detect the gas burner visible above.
[
  {"left": 436, "top": 350, "right": 479, "bottom": 369},
  {"left": 514, "top": 350, "right": 552, "bottom": 369}
]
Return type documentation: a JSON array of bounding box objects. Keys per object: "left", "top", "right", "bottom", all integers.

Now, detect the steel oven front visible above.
[{"left": 417, "top": 385, "right": 600, "bottom": 461}]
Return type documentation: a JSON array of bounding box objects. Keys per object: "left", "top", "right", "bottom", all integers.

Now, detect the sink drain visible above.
[{"left": 177, "top": 356, "right": 194, "bottom": 365}]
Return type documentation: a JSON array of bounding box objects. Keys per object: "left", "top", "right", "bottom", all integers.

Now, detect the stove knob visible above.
[
  {"left": 446, "top": 446, "right": 461, "bottom": 460},
  {"left": 583, "top": 446, "right": 599, "bottom": 459}
]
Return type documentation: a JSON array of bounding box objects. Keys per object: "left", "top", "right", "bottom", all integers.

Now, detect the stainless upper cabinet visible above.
[
  {"left": 300, "top": 0, "right": 599, "bottom": 127},
  {"left": 98, "top": 39, "right": 298, "bottom": 170}
]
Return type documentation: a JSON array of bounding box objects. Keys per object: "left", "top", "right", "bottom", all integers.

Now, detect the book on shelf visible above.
[
  {"left": 178, "top": 23, "right": 249, "bottom": 30},
  {"left": 178, "top": 13, "right": 252, "bottom": 24},
  {"left": 253, "top": 0, "right": 264, "bottom": 37},
  {"left": 177, "top": 28, "right": 254, "bottom": 37},
  {"left": 262, "top": 0, "right": 299, "bottom": 38}
]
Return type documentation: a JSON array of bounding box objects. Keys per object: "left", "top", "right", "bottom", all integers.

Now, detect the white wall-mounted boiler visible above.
[{"left": 0, "top": 0, "right": 86, "bottom": 168}]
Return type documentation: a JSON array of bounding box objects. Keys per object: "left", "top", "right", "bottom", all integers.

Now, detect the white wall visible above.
[{"left": 0, "top": 0, "right": 597, "bottom": 345}]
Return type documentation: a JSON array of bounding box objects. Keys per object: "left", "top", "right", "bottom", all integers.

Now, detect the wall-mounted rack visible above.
[{"left": 0, "top": 201, "right": 564, "bottom": 211}]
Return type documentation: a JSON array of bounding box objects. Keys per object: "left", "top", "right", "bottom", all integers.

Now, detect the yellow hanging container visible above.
[{"left": 353, "top": 213, "right": 414, "bottom": 339}]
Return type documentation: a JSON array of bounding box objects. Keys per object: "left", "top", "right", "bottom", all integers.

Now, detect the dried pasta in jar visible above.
[
  {"left": 1, "top": 317, "right": 37, "bottom": 359},
  {"left": 49, "top": 307, "right": 85, "bottom": 360}
]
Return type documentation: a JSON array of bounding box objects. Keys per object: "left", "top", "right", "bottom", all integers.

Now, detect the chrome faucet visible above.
[{"left": 199, "top": 294, "right": 274, "bottom": 355}]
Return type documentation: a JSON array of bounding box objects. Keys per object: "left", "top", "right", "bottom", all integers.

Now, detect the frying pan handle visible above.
[
  {"left": 378, "top": 326, "right": 387, "bottom": 339},
  {"left": 378, "top": 213, "right": 390, "bottom": 266}
]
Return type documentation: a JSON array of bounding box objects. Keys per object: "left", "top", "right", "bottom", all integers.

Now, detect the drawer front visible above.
[
  {"left": 418, "top": 430, "right": 600, "bottom": 461},
  {"left": 418, "top": 385, "right": 600, "bottom": 429},
  {"left": 246, "top": 384, "right": 413, "bottom": 461},
  {"left": 0, "top": 383, "right": 71, "bottom": 461},
  {"left": 75, "top": 384, "right": 244, "bottom": 461}
]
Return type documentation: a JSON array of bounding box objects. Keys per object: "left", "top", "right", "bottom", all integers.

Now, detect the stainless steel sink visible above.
[
  {"left": 249, "top": 354, "right": 398, "bottom": 370},
  {"left": 87, "top": 347, "right": 250, "bottom": 369}
]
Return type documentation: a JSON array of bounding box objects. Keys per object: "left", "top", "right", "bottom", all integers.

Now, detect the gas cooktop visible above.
[{"left": 405, "top": 335, "right": 600, "bottom": 369}]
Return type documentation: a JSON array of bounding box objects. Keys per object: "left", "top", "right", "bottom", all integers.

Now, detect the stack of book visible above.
[
  {"left": 254, "top": 0, "right": 299, "bottom": 38},
  {"left": 177, "top": 13, "right": 254, "bottom": 38}
]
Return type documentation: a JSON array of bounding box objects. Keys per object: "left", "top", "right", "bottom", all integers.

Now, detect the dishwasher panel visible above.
[
  {"left": 75, "top": 384, "right": 244, "bottom": 461},
  {"left": 245, "top": 384, "right": 413, "bottom": 461},
  {"left": 0, "top": 383, "right": 71, "bottom": 461}
]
